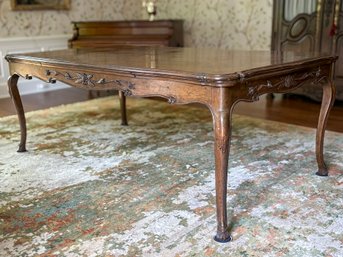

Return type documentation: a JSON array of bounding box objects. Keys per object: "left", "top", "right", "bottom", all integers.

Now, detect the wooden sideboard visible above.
[{"left": 68, "top": 20, "right": 184, "bottom": 49}]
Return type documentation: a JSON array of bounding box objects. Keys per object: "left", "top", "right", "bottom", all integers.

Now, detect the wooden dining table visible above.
[{"left": 5, "top": 47, "right": 337, "bottom": 243}]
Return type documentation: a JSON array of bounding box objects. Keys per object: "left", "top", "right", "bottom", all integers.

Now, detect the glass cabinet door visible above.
[
  {"left": 335, "top": 0, "right": 343, "bottom": 84},
  {"left": 273, "top": 0, "right": 343, "bottom": 100},
  {"left": 284, "top": 0, "right": 317, "bottom": 21},
  {"left": 274, "top": 0, "right": 319, "bottom": 53}
]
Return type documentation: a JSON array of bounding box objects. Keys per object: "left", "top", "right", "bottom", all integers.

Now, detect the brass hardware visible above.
[{"left": 48, "top": 78, "right": 56, "bottom": 84}]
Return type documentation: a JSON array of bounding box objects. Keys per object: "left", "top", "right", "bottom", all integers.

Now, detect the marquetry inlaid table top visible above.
[{"left": 5, "top": 46, "right": 337, "bottom": 243}]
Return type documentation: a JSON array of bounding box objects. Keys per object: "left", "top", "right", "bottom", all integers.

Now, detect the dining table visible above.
[{"left": 5, "top": 46, "right": 337, "bottom": 242}]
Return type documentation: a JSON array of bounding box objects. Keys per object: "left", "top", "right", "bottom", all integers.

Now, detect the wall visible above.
[
  {"left": 0, "top": 0, "right": 140, "bottom": 38},
  {"left": 0, "top": 35, "right": 71, "bottom": 98},
  {"left": 0, "top": 0, "right": 141, "bottom": 98},
  {"left": 154, "top": 0, "right": 273, "bottom": 50},
  {"left": 0, "top": 0, "right": 273, "bottom": 50}
]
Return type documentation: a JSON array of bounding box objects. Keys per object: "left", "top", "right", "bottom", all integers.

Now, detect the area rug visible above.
[{"left": 0, "top": 96, "right": 342, "bottom": 257}]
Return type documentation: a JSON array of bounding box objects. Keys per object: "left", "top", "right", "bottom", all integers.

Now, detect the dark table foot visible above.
[
  {"left": 214, "top": 230, "right": 232, "bottom": 243},
  {"left": 17, "top": 144, "right": 27, "bottom": 153},
  {"left": 316, "top": 166, "right": 328, "bottom": 177}
]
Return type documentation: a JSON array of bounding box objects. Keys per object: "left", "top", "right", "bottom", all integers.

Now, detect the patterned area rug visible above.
[{"left": 0, "top": 96, "right": 342, "bottom": 257}]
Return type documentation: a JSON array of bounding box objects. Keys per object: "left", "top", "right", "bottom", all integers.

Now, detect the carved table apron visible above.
[{"left": 5, "top": 47, "right": 337, "bottom": 243}]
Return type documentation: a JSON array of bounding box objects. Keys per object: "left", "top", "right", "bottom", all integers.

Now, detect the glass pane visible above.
[{"left": 284, "top": 0, "right": 317, "bottom": 21}]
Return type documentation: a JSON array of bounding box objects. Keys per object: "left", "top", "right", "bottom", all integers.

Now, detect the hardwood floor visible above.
[{"left": 0, "top": 88, "right": 342, "bottom": 133}]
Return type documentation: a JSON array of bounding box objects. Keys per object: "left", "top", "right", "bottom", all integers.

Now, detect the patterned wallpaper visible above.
[
  {"left": 154, "top": 0, "right": 273, "bottom": 50},
  {"left": 0, "top": 0, "right": 273, "bottom": 50},
  {"left": 0, "top": 0, "right": 140, "bottom": 38}
]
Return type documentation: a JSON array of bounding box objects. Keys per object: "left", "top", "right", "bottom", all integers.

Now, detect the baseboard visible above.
[{"left": 0, "top": 34, "right": 71, "bottom": 98}]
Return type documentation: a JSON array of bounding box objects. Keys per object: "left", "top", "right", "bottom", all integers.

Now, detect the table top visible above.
[{"left": 6, "top": 46, "right": 336, "bottom": 84}]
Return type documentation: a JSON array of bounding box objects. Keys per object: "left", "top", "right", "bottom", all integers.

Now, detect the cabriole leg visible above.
[
  {"left": 315, "top": 79, "right": 336, "bottom": 176},
  {"left": 212, "top": 110, "right": 233, "bottom": 243},
  {"left": 7, "top": 74, "right": 27, "bottom": 152},
  {"left": 119, "top": 91, "right": 128, "bottom": 126}
]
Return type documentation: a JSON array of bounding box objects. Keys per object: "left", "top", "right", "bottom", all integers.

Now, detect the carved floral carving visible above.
[
  {"left": 45, "top": 69, "right": 135, "bottom": 93},
  {"left": 123, "top": 89, "right": 132, "bottom": 96},
  {"left": 246, "top": 67, "right": 324, "bottom": 101},
  {"left": 75, "top": 73, "right": 94, "bottom": 87},
  {"left": 25, "top": 74, "right": 32, "bottom": 80},
  {"left": 197, "top": 73, "right": 209, "bottom": 84},
  {"left": 216, "top": 137, "right": 230, "bottom": 154},
  {"left": 167, "top": 96, "right": 177, "bottom": 104}
]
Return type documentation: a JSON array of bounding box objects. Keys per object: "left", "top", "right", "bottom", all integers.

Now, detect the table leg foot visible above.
[
  {"left": 214, "top": 230, "right": 232, "bottom": 243},
  {"left": 8, "top": 74, "right": 27, "bottom": 153},
  {"left": 316, "top": 166, "right": 328, "bottom": 177},
  {"left": 17, "top": 145, "right": 27, "bottom": 153},
  {"left": 119, "top": 91, "right": 128, "bottom": 126}
]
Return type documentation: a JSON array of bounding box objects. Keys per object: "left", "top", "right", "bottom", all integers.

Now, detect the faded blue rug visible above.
[{"left": 0, "top": 96, "right": 342, "bottom": 257}]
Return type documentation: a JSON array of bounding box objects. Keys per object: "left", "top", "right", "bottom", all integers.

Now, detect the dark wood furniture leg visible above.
[
  {"left": 315, "top": 79, "right": 336, "bottom": 176},
  {"left": 119, "top": 91, "right": 128, "bottom": 126},
  {"left": 7, "top": 74, "right": 27, "bottom": 152},
  {"left": 212, "top": 109, "right": 233, "bottom": 243}
]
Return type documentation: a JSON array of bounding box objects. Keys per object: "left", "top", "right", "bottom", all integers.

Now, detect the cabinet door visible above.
[
  {"left": 334, "top": 1, "right": 343, "bottom": 86},
  {"left": 320, "top": 0, "right": 338, "bottom": 53},
  {"left": 272, "top": 0, "right": 318, "bottom": 53}
]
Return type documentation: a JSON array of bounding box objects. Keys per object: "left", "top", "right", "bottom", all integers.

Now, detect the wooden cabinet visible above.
[
  {"left": 335, "top": 1, "right": 343, "bottom": 96},
  {"left": 272, "top": 0, "right": 343, "bottom": 101},
  {"left": 68, "top": 20, "right": 184, "bottom": 49}
]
